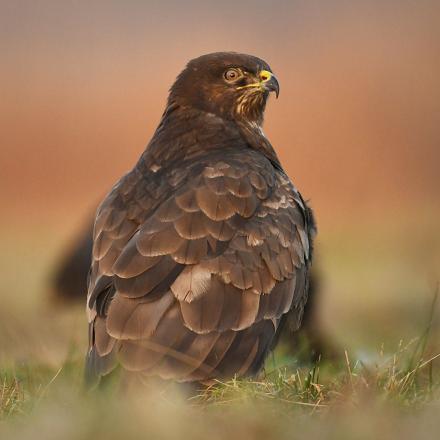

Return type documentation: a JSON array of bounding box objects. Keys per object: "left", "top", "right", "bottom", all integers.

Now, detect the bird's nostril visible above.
[{"left": 259, "top": 70, "right": 271, "bottom": 82}]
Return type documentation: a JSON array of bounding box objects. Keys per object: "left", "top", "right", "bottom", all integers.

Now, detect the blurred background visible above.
[{"left": 0, "top": 0, "right": 439, "bottom": 368}]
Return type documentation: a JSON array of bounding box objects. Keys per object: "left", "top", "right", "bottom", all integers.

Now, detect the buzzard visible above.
[{"left": 86, "top": 52, "right": 316, "bottom": 386}]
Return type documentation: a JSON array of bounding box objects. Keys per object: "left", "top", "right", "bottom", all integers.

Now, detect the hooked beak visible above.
[
  {"left": 263, "top": 74, "right": 280, "bottom": 98},
  {"left": 259, "top": 69, "right": 280, "bottom": 98},
  {"left": 236, "top": 70, "right": 280, "bottom": 98}
]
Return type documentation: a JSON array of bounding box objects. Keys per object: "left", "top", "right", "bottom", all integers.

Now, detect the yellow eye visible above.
[{"left": 224, "top": 68, "right": 241, "bottom": 82}]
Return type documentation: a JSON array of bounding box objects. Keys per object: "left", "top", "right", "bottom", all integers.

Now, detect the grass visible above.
[
  {"left": 196, "top": 346, "right": 439, "bottom": 412},
  {"left": 1, "top": 308, "right": 439, "bottom": 439}
]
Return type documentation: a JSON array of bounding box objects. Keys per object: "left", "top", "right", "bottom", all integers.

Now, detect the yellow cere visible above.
[
  {"left": 236, "top": 70, "right": 272, "bottom": 91},
  {"left": 259, "top": 70, "right": 272, "bottom": 82}
]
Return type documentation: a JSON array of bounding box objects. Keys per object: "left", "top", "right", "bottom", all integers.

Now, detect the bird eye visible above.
[{"left": 224, "top": 68, "right": 241, "bottom": 82}]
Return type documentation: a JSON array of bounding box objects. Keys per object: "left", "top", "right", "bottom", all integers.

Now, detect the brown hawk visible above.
[{"left": 85, "top": 52, "right": 316, "bottom": 386}]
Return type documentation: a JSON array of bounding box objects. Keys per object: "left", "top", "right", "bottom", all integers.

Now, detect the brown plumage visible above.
[
  {"left": 85, "top": 52, "right": 316, "bottom": 386},
  {"left": 51, "top": 227, "right": 334, "bottom": 363}
]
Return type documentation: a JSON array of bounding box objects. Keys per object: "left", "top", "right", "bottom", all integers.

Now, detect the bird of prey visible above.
[{"left": 85, "top": 52, "right": 316, "bottom": 386}]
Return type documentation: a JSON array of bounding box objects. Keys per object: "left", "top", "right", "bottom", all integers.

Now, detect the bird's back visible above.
[{"left": 86, "top": 143, "right": 313, "bottom": 385}]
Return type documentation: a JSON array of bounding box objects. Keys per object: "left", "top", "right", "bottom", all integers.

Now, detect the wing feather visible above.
[{"left": 86, "top": 151, "right": 314, "bottom": 384}]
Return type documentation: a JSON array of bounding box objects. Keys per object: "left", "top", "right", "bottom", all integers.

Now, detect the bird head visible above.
[{"left": 168, "top": 52, "right": 279, "bottom": 125}]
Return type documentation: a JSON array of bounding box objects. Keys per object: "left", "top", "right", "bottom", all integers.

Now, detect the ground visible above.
[{"left": 0, "top": 216, "right": 439, "bottom": 439}]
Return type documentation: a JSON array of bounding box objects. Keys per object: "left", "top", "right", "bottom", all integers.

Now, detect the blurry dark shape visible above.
[
  {"left": 51, "top": 221, "right": 93, "bottom": 302},
  {"left": 52, "top": 221, "right": 337, "bottom": 363},
  {"left": 287, "top": 272, "right": 340, "bottom": 362}
]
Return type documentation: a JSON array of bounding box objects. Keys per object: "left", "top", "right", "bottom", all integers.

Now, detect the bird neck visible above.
[
  {"left": 236, "top": 119, "right": 282, "bottom": 170},
  {"left": 137, "top": 103, "right": 282, "bottom": 172}
]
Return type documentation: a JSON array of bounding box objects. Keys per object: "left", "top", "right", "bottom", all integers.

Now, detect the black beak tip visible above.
[{"left": 267, "top": 76, "right": 280, "bottom": 99}]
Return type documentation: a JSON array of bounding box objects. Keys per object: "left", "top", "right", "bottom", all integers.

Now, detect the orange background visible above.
[{"left": 2, "top": 0, "right": 439, "bottom": 226}]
